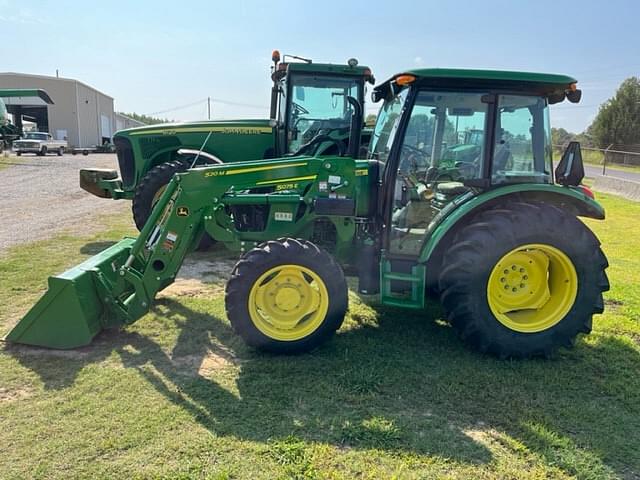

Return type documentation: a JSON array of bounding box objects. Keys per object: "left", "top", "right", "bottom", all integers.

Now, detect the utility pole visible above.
[{"left": 207, "top": 97, "right": 211, "bottom": 120}]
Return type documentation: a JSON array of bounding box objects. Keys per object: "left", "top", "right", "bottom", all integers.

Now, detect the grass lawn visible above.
[
  {"left": 0, "top": 153, "right": 24, "bottom": 171},
  {"left": 1, "top": 192, "right": 639, "bottom": 479}
]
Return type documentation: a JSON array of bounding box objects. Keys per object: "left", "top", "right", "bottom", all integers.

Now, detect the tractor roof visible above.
[
  {"left": 374, "top": 68, "right": 577, "bottom": 100},
  {"left": 272, "top": 62, "right": 374, "bottom": 83},
  {"left": 284, "top": 62, "right": 371, "bottom": 76}
]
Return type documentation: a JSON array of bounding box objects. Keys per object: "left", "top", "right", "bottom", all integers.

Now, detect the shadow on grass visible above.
[
  {"left": 8, "top": 296, "right": 640, "bottom": 475},
  {"left": 79, "top": 241, "right": 119, "bottom": 255}
]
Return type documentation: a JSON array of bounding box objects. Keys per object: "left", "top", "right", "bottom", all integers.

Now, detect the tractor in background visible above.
[
  {"left": 81, "top": 52, "right": 375, "bottom": 231},
  {"left": 6, "top": 68, "right": 608, "bottom": 359}
]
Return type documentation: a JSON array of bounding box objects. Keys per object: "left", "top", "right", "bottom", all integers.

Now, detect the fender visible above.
[{"left": 418, "top": 183, "right": 605, "bottom": 264}]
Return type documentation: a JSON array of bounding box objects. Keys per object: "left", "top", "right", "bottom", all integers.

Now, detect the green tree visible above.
[
  {"left": 589, "top": 77, "right": 640, "bottom": 147},
  {"left": 551, "top": 127, "right": 575, "bottom": 146},
  {"left": 119, "top": 112, "right": 173, "bottom": 125}
]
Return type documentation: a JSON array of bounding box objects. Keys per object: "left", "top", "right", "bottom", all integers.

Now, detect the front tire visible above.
[
  {"left": 38, "top": 146, "right": 47, "bottom": 156},
  {"left": 225, "top": 238, "right": 348, "bottom": 353},
  {"left": 132, "top": 159, "right": 191, "bottom": 231},
  {"left": 438, "top": 202, "right": 609, "bottom": 358}
]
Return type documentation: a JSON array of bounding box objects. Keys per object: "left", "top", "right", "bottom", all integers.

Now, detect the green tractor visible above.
[
  {"left": 0, "top": 89, "right": 54, "bottom": 152},
  {"left": 82, "top": 52, "right": 375, "bottom": 231},
  {"left": 6, "top": 68, "right": 609, "bottom": 358}
]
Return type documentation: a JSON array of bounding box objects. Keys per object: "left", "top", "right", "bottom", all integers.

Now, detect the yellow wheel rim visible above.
[
  {"left": 248, "top": 264, "right": 329, "bottom": 341},
  {"left": 487, "top": 244, "right": 578, "bottom": 333}
]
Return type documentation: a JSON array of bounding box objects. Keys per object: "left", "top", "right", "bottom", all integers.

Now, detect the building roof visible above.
[{"left": 0, "top": 72, "right": 113, "bottom": 100}]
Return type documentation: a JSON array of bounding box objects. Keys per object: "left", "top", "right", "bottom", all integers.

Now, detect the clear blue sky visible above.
[{"left": 2, "top": 0, "right": 638, "bottom": 133}]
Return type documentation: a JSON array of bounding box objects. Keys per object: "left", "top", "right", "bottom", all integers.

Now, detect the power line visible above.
[
  {"left": 146, "top": 99, "right": 208, "bottom": 116},
  {"left": 146, "top": 97, "right": 265, "bottom": 117}
]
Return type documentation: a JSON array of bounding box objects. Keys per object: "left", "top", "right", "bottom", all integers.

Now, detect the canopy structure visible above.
[{"left": 0, "top": 88, "right": 54, "bottom": 106}]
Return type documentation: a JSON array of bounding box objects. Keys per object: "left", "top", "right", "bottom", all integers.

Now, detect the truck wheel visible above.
[
  {"left": 38, "top": 146, "right": 47, "bottom": 156},
  {"left": 132, "top": 159, "right": 191, "bottom": 231},
  {"left": 16, "top": 151, "right": 21, "bottom": 156},
  {"left": 226, "top": 238, "right": 348, "bottom": 353},
  {"left": 438, "top": 201, "right": 609, "bottom": 358}
]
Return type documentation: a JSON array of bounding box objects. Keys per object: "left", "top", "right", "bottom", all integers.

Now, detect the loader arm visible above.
[{"left": 6, "top": 156, "right": 362, "bottom": 348}]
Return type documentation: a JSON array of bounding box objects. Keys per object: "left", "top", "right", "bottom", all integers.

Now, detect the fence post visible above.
[{"left": 602, "top": 143, "right": 614, "bottom": 176}]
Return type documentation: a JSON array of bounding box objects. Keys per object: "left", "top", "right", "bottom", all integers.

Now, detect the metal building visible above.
[
  {"left": 115, "top": 112, "right": 145, "bottom": 131},
  {"left": 0, "top": 72, "right": 114, "bottom": 148}
]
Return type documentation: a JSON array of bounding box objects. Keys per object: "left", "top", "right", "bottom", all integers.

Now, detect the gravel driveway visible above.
[{"left": 0, "top": 153, "right": 130, "bottom": 255}]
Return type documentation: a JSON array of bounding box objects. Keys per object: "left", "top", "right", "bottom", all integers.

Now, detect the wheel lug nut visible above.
[
  {"left": 500, "top": 277, "right": 505, "bottom": 283},
  {"left": 519, "top": 268, "right": 525, "bottom": 273},
  {"left": 504, "top": 285, "right": 509, "bottom": 290},
  {"left": 503, "top": 269, "right": 509, "bottom": 274},
  {"left": 511, "top": 265, "right": 517, "bottom": 270},
  {"left": 523, "top": 275, "right": 528, "bottom": 280},
  {"left": 520, "top": 283, "right": 525, "bottom": 288},
  {"left": 512, "top": 287, "right": 517, "bottom": 292}
]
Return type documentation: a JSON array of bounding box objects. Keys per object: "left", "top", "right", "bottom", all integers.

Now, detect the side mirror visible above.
[
  {"left": 555, "top": 141, "right": 584, "bottom": 186},
  {"left": 566, "top": 89, "right": 582, "bottom": 103}
]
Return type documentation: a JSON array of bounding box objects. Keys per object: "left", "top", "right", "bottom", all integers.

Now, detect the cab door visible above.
[{"left": 379, "top": 90, "right": 490, "bottom": 307}]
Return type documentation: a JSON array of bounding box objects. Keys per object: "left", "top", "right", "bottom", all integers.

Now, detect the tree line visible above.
[
  {"left": 118, "top": 112, "right": 173, "bottom": 125},
  {"left": 553, "top": 76, "right": 640, "bottom": 149}
]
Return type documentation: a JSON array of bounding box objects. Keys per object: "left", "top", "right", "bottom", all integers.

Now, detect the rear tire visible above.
[
  {"left": 438, "top": 201, "right": 609, "bottom": 358},
  {"left": 226, "top": 238, "right": 348, "bottom": 353}
]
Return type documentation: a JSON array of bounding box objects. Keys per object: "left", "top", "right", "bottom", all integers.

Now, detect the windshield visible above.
[
  {"left": 368, "top": 88, "right": 409, "bottom": 163},
  {"left": 286, "top": 74, "right": 360, "bottom": 153},
  {"left": 24, "top": 133, "right": 48, "bottom": 140}
]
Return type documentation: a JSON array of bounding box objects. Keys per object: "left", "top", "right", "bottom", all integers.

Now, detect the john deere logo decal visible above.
[{"left": 176, "top": 206, "right": 190, "bottom": 217}]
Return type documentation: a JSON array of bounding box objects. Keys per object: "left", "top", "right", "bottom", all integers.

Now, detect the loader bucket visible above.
[{"left": 4, "top": 238, "right": 136, "bottom": 349}]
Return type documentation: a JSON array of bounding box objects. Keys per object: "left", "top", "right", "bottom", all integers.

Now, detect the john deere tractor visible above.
[
  {"left": 82, "top": 52, "right": 375, "bottom": 231},
  {"left": 7, "top": 68, "right": 609, "bottom": 358}
]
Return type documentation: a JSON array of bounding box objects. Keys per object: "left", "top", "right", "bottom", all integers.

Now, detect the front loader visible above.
[{"left": 6, "top": 68, "right": 609, "bottom": 358}]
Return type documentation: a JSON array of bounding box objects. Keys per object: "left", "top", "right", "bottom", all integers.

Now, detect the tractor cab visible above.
[
  {"left": 269, "top": 52, "right": 374, "bottom": 156},
  {"left": 368, "top": 69, "right": 584, "bottom": 305}
]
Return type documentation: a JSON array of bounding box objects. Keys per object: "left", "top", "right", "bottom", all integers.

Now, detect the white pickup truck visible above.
[{"left": 13, "top": 132, "right": 67, "bottom": 156}]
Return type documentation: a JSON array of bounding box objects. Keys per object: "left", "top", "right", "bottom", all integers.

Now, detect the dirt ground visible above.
[
  {"left": 0, "top": 152, "right": 129, "bottom": 255},
  {"left": 0, "top": 151, "right": 235, "bottom": 298}
]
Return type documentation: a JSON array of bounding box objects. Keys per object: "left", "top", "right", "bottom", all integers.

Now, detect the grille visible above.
[{"left": 113, "top": 136, "right": 135, "bottom": 187}]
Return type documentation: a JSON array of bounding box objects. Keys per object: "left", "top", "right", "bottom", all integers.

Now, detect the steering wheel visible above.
[
  {"left": 292, "top": 102, "right": 309, "bottom": 115},
  {"left": 291, "top": 131, "right": 345, "bottom": 157}
]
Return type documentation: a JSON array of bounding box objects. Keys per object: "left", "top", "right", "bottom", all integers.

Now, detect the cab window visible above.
[
  {"left": 388, "top": 91, "right": 489, "bottom": 256},
  {"left": 368, "top": 88, "right": 409, "bottom": 164},
  {"left": 286, "top": 75, "right": 360, "bottom": 153},
  {"left": 492, "top": 95, "right": 552, "bottom": 183}
]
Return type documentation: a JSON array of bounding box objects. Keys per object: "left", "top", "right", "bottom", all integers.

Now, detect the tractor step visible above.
[{"left": 380, "top": 258, "right": 426, "bottom": 309}]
